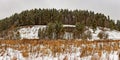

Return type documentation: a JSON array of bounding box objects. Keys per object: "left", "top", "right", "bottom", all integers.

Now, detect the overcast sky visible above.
[{"left": 0, "top": 0, "right": 120, "bottom": 20}]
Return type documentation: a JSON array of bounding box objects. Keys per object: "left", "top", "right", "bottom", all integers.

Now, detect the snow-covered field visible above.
[
  {"left": 0, "top": 40, "right": 120, "bottom": 60},
  {"left": 0, "top": 48, "right": 119, "bottom": 60},
  {"left": 19, "top": 25, "right": 120, "bottom": 40}
]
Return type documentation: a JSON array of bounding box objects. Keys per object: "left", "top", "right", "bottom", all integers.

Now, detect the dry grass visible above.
[
  {"left": 22, "top": 51, "right": 29, "bottom": 57},
  {"left": 0, "top": 39, "right": 120, "bottom": 58}
]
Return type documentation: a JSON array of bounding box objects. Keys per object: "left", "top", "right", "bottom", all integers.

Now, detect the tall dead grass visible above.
[{"left": 0, "top": 39, "right": 120, "bottom": 58}]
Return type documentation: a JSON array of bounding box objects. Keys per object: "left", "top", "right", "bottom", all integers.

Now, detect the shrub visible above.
[
  {"left": 15, "top": 31, "right": 21, "bottom": 40},
  {"left": 82, "top": 30, "right": 92, "bottom": 40},
  {"left": 38, "top": 28, "right": 46, "bottom": 39},
  {"left": 97, "top": 31, "right": 108, "bottom": 39}
]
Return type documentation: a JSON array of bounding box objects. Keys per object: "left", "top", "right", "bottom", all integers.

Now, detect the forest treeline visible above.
[{"left": 0, "top": 8, "right": 120, "bottom": 32}]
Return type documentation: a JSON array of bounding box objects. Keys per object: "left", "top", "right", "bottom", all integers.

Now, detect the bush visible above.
[
  {"left": 97, "top": 31, "right": 108, "bottom": 39},
  {"left": 86, "top": 30, "right": 92, "bottom": 39},
  {"left": 81, "top": 30, "right": 92, "bottom": 40},
  {"left": 15, "top": 31, "right": 21, "bottom": 40},
  {"left": 38, "top": 28, "right": 47, "bottom": 39}
]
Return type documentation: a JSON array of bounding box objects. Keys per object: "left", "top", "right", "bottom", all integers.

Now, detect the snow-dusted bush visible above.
[
  {"left": 82, "top": 30, "right": 92, "bottom": 40},
  {"left": 97, "top": 31, "right": 108, "bottom": 39}
]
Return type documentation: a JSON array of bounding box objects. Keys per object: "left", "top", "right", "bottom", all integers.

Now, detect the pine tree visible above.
[
  {"left": 54, "top": 21, "right": 64, "bottom": 39},
  {"left": 74, "top": 22, "right": 85, "bottom": 39},
  {"left": 116, "top": 20, "right": 120, "bottom": 31},
  {"left": 46, "top": 22, "right": 54, "bottom": 39}
]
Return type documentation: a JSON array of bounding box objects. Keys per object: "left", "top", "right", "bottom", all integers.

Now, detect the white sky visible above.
[{"left": 0, "top": 0, "right": 120, "bottom": 20}]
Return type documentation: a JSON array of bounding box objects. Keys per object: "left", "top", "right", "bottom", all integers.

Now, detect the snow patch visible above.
[{"left": 0, "top": 48, "right": 24, "bottom": 60}]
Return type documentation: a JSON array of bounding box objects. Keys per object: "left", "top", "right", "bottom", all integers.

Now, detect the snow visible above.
[
  {"left": 89, "top": 28, "right": 101, "bottom": 40},
  {"left": 63, "top": 25, "right": 76, "bottom": 27},
  {"left": 19, "top": 25, "right": 46, "bottom": 39},
  {"left": 106, "top": 30, "right": 120, "bottom": 40}
]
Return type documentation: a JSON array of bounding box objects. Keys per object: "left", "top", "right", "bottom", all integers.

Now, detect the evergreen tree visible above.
[
  {"left": 54, "top": 21, "right": 64, "bottom": 39},
  {"left": 74, "top": 22, "right": 85, "bottom": 39},
  {"left": 116, "top": 20, "right": 120, "bottom": 31},
  {"left": 46, "top": 22, "right": 55, "bottom": 39}
]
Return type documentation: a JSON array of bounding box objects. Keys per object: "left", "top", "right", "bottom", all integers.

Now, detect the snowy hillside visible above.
[
  {"left": 90, "top": 27, "right": 120, "bottom": 40},
  {"left": 19, "top": 25, "right": 120, "bottom": 40}
]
